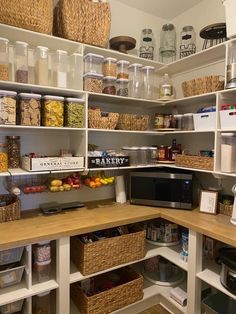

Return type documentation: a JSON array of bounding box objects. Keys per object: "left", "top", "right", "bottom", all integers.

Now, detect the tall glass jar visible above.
[
  {"left": 35, "top": 46, "right": 49, "bottom": 86},
  {"left": 68, "top": 53, "right": 83, "bottom": 90},
  {"left": 6, "top": 136, "right": 20, "bottom": 168},
  {"left": 52, "top": 50, "right": 68, "bottom": 88},
  {"left": 0, "top": 38, "right": 9, "bottom": 81},
  {"left": 180, "top": 26, "right": 196, "bottom": 59},
  {"left": 128, "top": 63, "right": 143, "bottom": 98},
  {"left": 14, "top": 41, "right": 29, "bottom": 83},
  {"left": 159, "top": 24, "right": 176, "bottom": 63},
  {"left": 142, "top": 66, "right": 155, "bottom": 100},
  {"left": 139, "top": 29, "right": 155, "bottom": 60}
]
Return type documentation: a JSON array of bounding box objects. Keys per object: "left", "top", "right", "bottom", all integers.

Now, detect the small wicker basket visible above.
[
  {"left": 218, "top": 202, "right": 233, "bottom": 216},
  {"left": 88, "top": 109, "right": 119, "bottom": 130},
  {"left": 117, "top": 114, "right": 150, "bottom": 131},
  {"left": 175, "top": 154, "right": 214, "bottom": 171},
  {"left": 0, "top": 194, "right": 20, "bottom": 223}
]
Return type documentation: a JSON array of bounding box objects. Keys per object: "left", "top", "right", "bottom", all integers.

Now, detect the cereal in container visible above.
[
  {"left": 0, "top": 38, "right": 9, "bottom": 81},
  {"left": 0, "top": 90, "right": 17, "bottom": 125},
  {"left": 42, "top": 95, "right": 64, "bottom": 127},
  {"left": 103, "top": 57, "right": 117, "bottom": 77},
  {"left": 18, "top": 93, "right": 41, "bottom": 126}
]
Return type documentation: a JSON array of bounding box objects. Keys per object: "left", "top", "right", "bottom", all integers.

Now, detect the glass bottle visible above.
[
  {"left": 0, "top": 38, "right": 9, "bottom": 81},
  {"left": 159, "top": 24, "right": 176, "bottom": 63},
  {"left": 180, "top": 26, "right": 196, "bottom": 59},
  {"left": 52, "top": 50, "right": 68, "bottom": 88},
  {"left": 159, "top": 73, "right": 174, "bottom": 100},
  {"left": 35, "top": 46, "right": 49, "bottom": 86},
  {"left": 14, "top": 41, "right": 29, "bottom": 83},
  {"left": 128, "top": 63, "right": 143, "bottom": 98},
  {"left": 6, "top": 136, "right": 20, "bottom": 168},
  {"left": 139, "top": 29, "right": 155, "bottom": 60},
  {"left": 142, "top": 66, "right": 155, "bottom": 100}
]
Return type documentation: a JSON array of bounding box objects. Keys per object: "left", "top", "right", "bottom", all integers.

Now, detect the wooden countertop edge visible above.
[{"left": 0, "top": 200, "right": 236, "bottom": 249}]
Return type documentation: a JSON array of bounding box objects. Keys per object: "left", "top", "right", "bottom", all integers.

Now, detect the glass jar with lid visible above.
[
  {"left": 183, "top": 113, "right": 194, "bottom": 130},
  {"left": 117, "top": 79, "right": 129, "bottom": 97},
  {"left": 102, "top": 76, "right": 116, "bottom": 95},
  {"left": 42, "top": 95, "right": 64, "bottom": 127},
  {"left": 128, "top": 63, "right": 143, "bottom": 98},
  {"left": 159, "top": 24, "right": 176, "bottom": 62},
  {"left": 180, "top": 26, "right": 196, "bottom": 59},
  {"left": 18, "top": 93, "right": 41, "bottom": 126},
  {"left": 139, "top": 29, "right": 155, "bottom": 60},
  {"left": 142, "top": 66, "right": 155, "bottom": 100},
  {"left": 122, "top": 146, "right": 139, "bottom": 166},
  {"left": 103, "top": 57, "right": 117, "bottom": 77},
  {"left": 0, "top": 143, "right": 8, "bottom": 172},
  {"left": 84, "top": 53, "right": 104, "bottom": 75},
  {"left": 14, "top": 41, "right": 29, "bottom": 83},
  {"left": 68, "top": 53, "right": 83, "bottom": 90},
  {"left": 174, "top": 114, "right": 184, "bottom": 130},
  {"left": 52, "top": 50, "right": 68, "bottom": 88},
  {"left": 0, "top": 38, "right": 9, "bottom": 81},
  {"left": 6, "top": 136, "right": 20, "bottom": 168},
  {"left": 35, "top": 46, "right": 49, "bottom": 86},
  {"left": 64, "top": 97, "right": 84, "bottom": 128},
  {"left": 117, "top": 60, "right": 129, "bottom": 79},
  {"left": 0, "top": 90, "right": 17, "bottom": 125},
  {"left": 138, "top": 146, "right": 149, "bottom": 165}
]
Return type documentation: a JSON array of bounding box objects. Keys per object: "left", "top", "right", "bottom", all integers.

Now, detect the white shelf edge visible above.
[
  {"left": 8, "top": 168, "right": 85, "bottom": 176},
  {"left": 88, "top": 128, "right": 214, "bottom": 135},
  {"left": 0, "top": 125, "right": 86, "bottom": 131},
  {"left": 164, "top": 91, "right": 217, "bottom": 105}
]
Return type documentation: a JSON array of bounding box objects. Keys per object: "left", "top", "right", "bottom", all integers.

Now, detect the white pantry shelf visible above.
[
  {"left": 163, "top": 91, "right": 217, "bottom": 106},
  {"left": 8, "top": 168, "right": 85, "bottom": 176},
  {"left": 0, "top": 125, "right": 86, "bottom": 132},
  {"left": 88, "top": 128, "right": 214, "bottom": 135}
]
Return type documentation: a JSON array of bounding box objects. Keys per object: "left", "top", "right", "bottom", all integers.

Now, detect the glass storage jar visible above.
[
  {"left": 0, "top": 143, "right": 8, "bottom": 172},
  {"left": 139, "top": 28, "right": 155, "bottom": 60},
  {"left": 6, "top": 136, "right": 20, "bottom": 168},
  {"left": 34, "top": 241, "right": 51, "bottom": 262},
  {"left": 34, "top": 259, "right": 51, "bottom": 282},
  {"left": 138, "top": 146, "right": 149, "bottom": 165},
  {"left": 103, "top": 57, "right": 117, "bottom": 77},
  {"left": 117, "top": 60, "right": 129, "bottom": 79},
  {"left": 116, "top": 78, "right": 129, "bottom": 97},
  {"left": 33, "top": 291, "right": 51, "bottom": 314},
  {"left": 180, "top": 26, "right": 196, "bottom": 59},
  {"left": 122, "top": 146, "right": 139, "bottom": 166},
  {"left": 0, "top": 38, "right": 9, "bottom": 81},
  {"left": 42, "top": 95, "right": 64, "bottom": 127},
  {"left": 14, "top": 41, "right": 29, "bottom": 83},
  {"left": 159, "top": 24, "right": 176, "bottom": 62},
  {"left": 148, "top": 147, "right": 158, "bottom": 164},
  {"left": 18, "top": 93, "right": 41, "bottom": 126},
  {"left": 183, "top": 113, "right": 194, "bottom": 130},
  {"left": 83, "top": 73, "right": 103, "bottom": 93},
  {"left": 52, "top": 50, "right": 68, "bottom": 88},
  {"left": 174, "top": 114, "right": 184, "bottom": 130},
  {"left": 64, "top": 97, "right": 84, "bottom": 128},
  {"left": 102, "top": 76, "right": 116, "bottom": 95},
  {"left": 128, "top": 63, "right": 143, "bottom": 98},
  {"left": 84, "top": 53, "right": 104, "bottom": 75},
  {"left": 68, "top": 53, "right": 83, "bottom": 90},
  {"left": 0, "top": 90, "right": 17, "bottom": 125},
  {"left": 142, "top": 66, "right": 155, "bottom": 100},
  {"left": 35, "top": 46, "right": 49, "bottom": 86}
]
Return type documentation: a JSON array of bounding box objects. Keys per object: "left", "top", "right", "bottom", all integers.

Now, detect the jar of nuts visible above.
[
  {"left": 18, "top": 93, "right": 41, "bottom": 126},
  {"left": 117, "top": 60, "right": 130, "bottom": 79},
  {"left": 83, "top": 73, "right": 103, "bottom": 93},
  {"left": 14, "top": 41, "right": 29, "bottom": 84},
  {"left": 42, "top": 95, "right": 64, "bottom": 127},
  {"left": 102, "top": 76, "right": 117, "bottom": 95},
  {"left": 0, "top": 90, "right": 17, "bottom": 125},
  {"left": 103, "top": 57, "right": 117, "bottom": 77},
  {"left": 0, "top": 38, "right": 9, "bottom": 81}
]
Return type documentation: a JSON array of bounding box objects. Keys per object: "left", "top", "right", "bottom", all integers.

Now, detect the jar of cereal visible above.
[
  {"left": 103, "top": 57, "right": 117, "bottom": 77},
  {"left": 18, "top": 93, "right": 41, "bottom": 126},
  {"left": 64, "top": 98, "right": 85, "bottom": 128},
  {"left": 42, "top": 95, "right": 64, "bottom": 127},
  {"left": 117, "top": 60, "right": 129, "bottom": 79}
]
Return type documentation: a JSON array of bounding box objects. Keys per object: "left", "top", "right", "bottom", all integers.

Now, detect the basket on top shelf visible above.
[
  {"left": 117, "top": 114, "right": 150, "bottom": 131},
  {"left": 0, "top": 194, "right": 20, "bottom": 223},
  {"left": 0, "top": 0, "right": 53, "bottom": 34},
  {"left": 88, "top": 108, "right": 119, "bottom": 129},
  {"left": 175, "top": 154, "right": 214, "bottom": 171},
  {"left": 182, "top": 75, "right": 224, "bottom": 97}
]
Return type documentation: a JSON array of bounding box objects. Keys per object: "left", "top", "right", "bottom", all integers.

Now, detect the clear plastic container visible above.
[
  {"left": 83, "top": 73, "right": 103, "bottom": 93},
  {"left": 35, "top": 46, "right": 49, "bottom": 86},
  {"left": 42, "top": 95, "right": 64, "bottom": 127},
  {"left": 0, "top": 143, "right": 8, "bottom": 172},
  {"left": 0, "top": 247, "right": 24, "bottom": 265},
  {"left": 183, "top": 113, "right": 194, "bottom": 130},
  {"left": 128, "top": 63, "right": 143, "bottom": 98},
  {"left": 138, "top": 146, "right": 149, "bottom": 165},
  {"left": 122, "top": 146, "right": 139, "bottom": 166},
  {"left": 18, "top": 93, "right": 41, "bottom": 126},
  {"left": 148, "top": 147, "right": 158, "bottom": 164},
  {"left": 34, "top": 259, "right": 51, "bottom": 282},
  {"left": 0, "top": 90, "right": 17, "bottom": 125},
  {"left": 7, "top": 136, "right": 20, "bottom": 168},
  {"left": 174, "top": 114, "right": 184, "bottom": 130},
  {"left": 0, "top": 264, "right": 24, "bottom": 288},
  {"left": 65, "top": 97, "right": 84, "bottom": 128},
  {"left": 84, "top": 53, "right": 104, "bottom": 75},
  {"left": 52, "top": 50, "right": 68, "bottom": 88},
  {"left": 34, "top": 241, "right": 51, "bottom": 263},
  {"left": 14, "top": 41, "right": 28, "bottom": 83},
  {"left": 103, "top": 57, "right": 117, "bottom": 77},
  {"left": 0, "top": 38, "right": 9, "bottom": 81},
  {"left": 0, "top": 299, "right": 24, "bottom": 314},
  {"left": 117, "top": 60, "right": 129, "bottom": 79},
  {"left": 33, "top": 291, "right": 51, "bottom": 314},
  {"left": 221, "top": 133, "right": 236, "bottom": 172},
  {"left": 142, "top": 66, "right": 155, "bottom": 100},
  {"left": 116, "top": 78, "right": 128, "bottom": 97},
  {"left": 102, "top": 76, "right": 116, "bottom": 95},
  {"left": 68, "top": 53, "right": 83, "bottom": 89}
]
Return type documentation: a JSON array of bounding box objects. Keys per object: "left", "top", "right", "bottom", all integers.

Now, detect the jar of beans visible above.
[
  {"left": 83, "top": 73, "right": 103, "bottom": 93},
  {"left": 103, "top": 57, "right": 117, "bottom": 77},
  {"left": 0, "top": 143, "right": 8, "bottom": 172},
  {"left": 102, "top": 76, "right": 116, "bottom": 95},
  {"left": 117, "top": 60, "right": 129, "bottom": 79},
  {"left": 6, "top": 136, "right": 20, "bottom": 168},
  {"left": 117, "top": 78, "right": 129, "bottom": 97},
  {"left": 34, "top": 241, "right": 51, "bottom": 262}
]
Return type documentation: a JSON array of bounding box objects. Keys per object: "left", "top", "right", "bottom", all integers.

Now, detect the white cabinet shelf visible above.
[{"left": 0, "top": 125, "right": 86, "bottom": 132}]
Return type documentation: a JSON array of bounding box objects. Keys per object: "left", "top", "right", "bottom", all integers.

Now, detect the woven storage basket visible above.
[
  {"left": 0, "top": 194, "right": 20, "bottom": 223},
  {"left": 71, "top": 229, "right": 145, "bottom": 275},
  {"left": 218, "top": 202, "right": 233, "bottom": 216},
  {"left": 71, "top": 268, "right": 144, "bottom": 314},
  {"left": 88, "top": 109, "right": 119, "bottom": 129},
  {"left": 0, "top": 0, "right": 53, "bottom": 34},
  {"left": 54, "top": 0, "right": 111, "bottom": 48},
  {"left": 117, "top": 114, "right": 150, "bottom": 131},
  {"left": 175, "top": 154, "right": 214, "bottom": 171},
  {"left": 182, "top": 75, "right": 224, "bottom": 97}
]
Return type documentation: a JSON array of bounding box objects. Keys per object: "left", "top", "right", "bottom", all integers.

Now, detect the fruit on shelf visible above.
[
  {"left": 50, "top": 179, "right": 63, "bottom": 187},
  {"left": 48, "top": 173, "right": 81, "bottom": 192},
  {"left": 83, "top": 172, "right": 115, "bottom": 189}
]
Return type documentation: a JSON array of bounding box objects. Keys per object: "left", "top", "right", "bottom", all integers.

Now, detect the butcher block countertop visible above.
[{"left": 0, "top": 200, "right": 235, "bottom": 249}]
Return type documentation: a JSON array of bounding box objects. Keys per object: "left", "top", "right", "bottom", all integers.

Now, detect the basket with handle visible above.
[{"left": 0, "top": 194, "right": 20, "bottom": 223}]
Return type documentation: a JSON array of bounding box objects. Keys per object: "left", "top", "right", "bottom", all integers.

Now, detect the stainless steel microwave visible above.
[{"left": 130, "top": 170, "right": 193, "bottom": 210}]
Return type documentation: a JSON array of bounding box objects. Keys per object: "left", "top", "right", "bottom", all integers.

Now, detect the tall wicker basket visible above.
[{"left": 0, "top": 194, "right": 20, "bottom": 223}]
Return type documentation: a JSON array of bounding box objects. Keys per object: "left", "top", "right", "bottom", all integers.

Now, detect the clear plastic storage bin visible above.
[
  {"left": 142, "top": 66, "right": 155, "bottom": 100},
  {"left": 122, "top": 147, "right": 139, "bottom": 166},
  {"left": 33, "top": 241, "right": 51, "bottom": 263},
  {"left": 14, "top": 41, "right": 28, "bottom": 83},
  {"left": 221, "top": 133, "right": 236, "bottom": 173},
  {"left": 18, "top": 93, "right": 41, "bottom": 126},
  {"left": 0, "top": 299, "right": 24, "bottom": 314},
  {"left": 102, "top": 76, "right": 116, "bottom": 95},
  {"left": 65, "top": 98, "right": 85, "bottom": 128},
  {"left": 117, "top": 79, "right": 129, "bottom": 97},
  {"left": 84, "top": 53, "right": 104, "bottom": 75},
  {"left": 117, "top": 60, "right": 129, "bottom": 79},
  {"left": 51, "top": 50, "right": 68, "bottom": 88},
  {"left": 128, "top": 63, "right": 143, "bottom": 98},
  {"left": 33, "top": 291, "right": 51, "bottom": 314},
  {"left": 35, "top": 46, "right": 49, "bottom": 86},
  {"left": 83, "top": 73, "right": 103, "bottom": 93},
  {"left": 0, "top": 264, "right": 24, "bottom": 288},
  {"left": 0, "top": 37, "right": 9, "bottom": 81},
  {"left": 103, "top": 57, "right": 117, "bottom": 77},
  {"left": 42, "top": 95, "right": 64, "bottom": 127},
  {"left": 0, "top": 90, "right": 17, "bottom": 125},
  {"left": 138, "top": 147, "right": 149, "bottom": 165},
  {"left": 34, "top": 259, "right": 51, "bottom": 282},
  {"left": 0, "top": 247, "right": 24, "bottom": 265},
  {"left": 68, "top": 53, "right": 83, "bottom": 90}
]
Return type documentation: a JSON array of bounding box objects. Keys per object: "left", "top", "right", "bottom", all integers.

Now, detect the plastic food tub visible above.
[
  {"left": 0, "top": 299, "right": 24, "bottom": 314},
  {"left": 0, "top": 247, "right": 24, "bottom": 266},
  {"left": 0, "top": 264, "right": 25, "bottom": 288}
]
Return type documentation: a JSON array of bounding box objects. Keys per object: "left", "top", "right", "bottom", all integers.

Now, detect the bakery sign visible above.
[{"left": 88, "top": 156, "right": 130, "bottom": 168}]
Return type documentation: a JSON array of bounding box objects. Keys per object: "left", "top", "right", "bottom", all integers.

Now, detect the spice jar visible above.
[
  {"left": 128, "top": 63, "right": 143, "bottom": 98},
  {"left": 116, "top": 78, "right": 129, "bottom": 97},
  {"left": 83, "top": 73, "right": 103, "bottom": 93},
  {"left": 33, "top": 292, "right": 51, "bottom": 314},
  {"left": 155, "top": 114, "right": 164, "bottom": 129},
  {"left": 0, "top": 38, "right": 9, "bottom": 81},
  {"left": 0, "top": 144, "right": 8, "bottom": 172},
  {"left": 158, "top": 145, "right": 168, "bottom": 161},
  {"left": 0, "top": 90, "right": 17, "bottom": 125},
  {"left": 102, "top": 76, "right": 116, "bottom": 95},
  {"left": 68, "top": 53, "right": 83, "bottom": 90},
  {"left": 34, "top": 241, "right": 51, "bottom": 262},
  {"left": 117, "top": 60, "right": 129, "bottom": 79},
  {"left": 103, "top": 57, "right": 117, "bottom": 77},
  {"left": 52, "top": 50, "right": 68, "bottom": 88},
  {"left": 14, "top": 41, "right": 29, "bottom": 83},
  {"left": 18, "top": 93, "right": 41, "bottom": 126},
  {"left": 84, "top": 53, "right": 104, "bottom": 75},
  {"left": 138, "top": 147, "right": 149, "bottom": 165},
  {"left": 64, "top": 97, "right": 84, "bottom": 128},
  {"left": 142, "top": 66, "right": 155, "bottom": 100},
  {"left": 35, "top": 46, "right": 49, "bottom": 86},
  {"left": 183, "top": 113, "right": 194, "bottom": 130},
  {"left": 42, "top": 95, "right": 64, "bottom": 127},
  {"left": 7, "top": 136, "right": 20, "bottom": 168}
]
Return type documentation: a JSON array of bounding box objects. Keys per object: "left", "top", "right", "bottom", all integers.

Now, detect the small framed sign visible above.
[{"left": 199, "top": 190, "right": 218, "bottom": 214}]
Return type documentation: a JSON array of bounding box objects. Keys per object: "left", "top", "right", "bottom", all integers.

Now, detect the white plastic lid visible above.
[
  {"left": 37, "top": 291, "right": 51, "bottom": 297},
  {"left": 117, "top": 60, "right": 130, "bottom": 65},
  {"left": 0, "top": 90, "right": 17, "bottom": 96},
  {"left": 148, "top": 147, "right": 157, "bottom": 150},
  {"left": 37, "top": 240, "right": 51, "bottom": 245},
  {"left": 56, "top": 49, "right": 68, "bottom": 55},
  {"left": 222, "top": 133, "right": 236, "bottom": 137},
  {"left": 128, "top": 63, "right": 143, "bottom": 68},
  {"left": 15, "top": 41, "right": 28, "bottom": 47},
  {"left": 19, "top": 93, "right": 41, "bottom": 99},
  {"left": 36, "top": 46, "right": 49, "bottom": 51},
  {"left": 43, "top": 95, "right": 64, "bottom": 101},
  {"left": 103, "top": 76, "right": 116, "bottom": 81},
  {"left": 104, "top": 57, "right": 117, "bottom": 62},
  {"left": 174, "top": 114, "right": 183, "bottom": 118},
  {"left": 0, "top": 37, "right": 9, "bottom": 42},
  {"left": 65, "top": 97, "right": 85, "bottom": 103},
  {"left": 83, "top": 72, "right": 103, "bottom": 79},
  {"left": 122, "top": 146, "right": 139, "bottom": 150},
  {"left": 84, "top": 53, "right": 104, "bottom": 61},
  {"left": 35, "top": 259, "right": 51, "bottom": 266},
  {"left": 184, "top": 113, "right": 193, "bottom": 116},
  {"left": 142, "top": 66, "right": 155, "bottom": 70},
  {"left": 116, "top": 78, "right": 129, "bottom": 83},
  {"left": 139, "top": 146, "right": 149, "bottom": 150}
]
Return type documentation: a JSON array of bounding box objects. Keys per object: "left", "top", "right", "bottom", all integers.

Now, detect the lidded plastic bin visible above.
[
  {"left": 34, "top": 259, "right": 51, "bottom": 282},
  {"left": 42, "top": 95, "right": 64, "bottom": 127},
  {"left": 0, "top": 37, "right": 9, "bottom": 81},
  {"left": 14, "top": 41, "right": 29, "bottom": 83},
  {"left": 0, "top": 247, "right": 24, "bottom": 265},
  {"left": 138, "top": 146, "right": 149, "bottom": 165},
  {"left": 142, "top": 65, "right": 155, "bottom": 100},
  {"left": 84, "top": 53, "right": 104, "bottom": 75},
  {"left": 35, "top": 46, "right": 49, "bottom": 86},
  {"left": 117, "top": 60, "right": 129, "bottom": 79},
  {"left": 68, "top": 53, "right": 83, "bottom": 89},
  {"left": 128, "top": 63, "right": 143, "bottom": 98},
  {"left": 117, "top": 79, "right": 129, "bottom": 97},
  {"left": 102, "top": 76, "right": 116, "bottom": 95},
  {"left": 64, "top": 97, "right": 85, "bottom": 128},
  {"left": 183, "top": 113, "right": 194, "bottom": 130},
  {"left": 0, "top": 90, "right": 17, "bottom": 125},
  {"left": 221, "top": 133, "right": 236, "bottom": 172},
  {"left": 83, "top": 73, "right": 103, "bottom": 93},
  {"left": 18, "top": 93, "right": 41, "bottom": 126},
  {"left": 103, "top": 57, "right": 117, "bottom": 77},
  {"left": 33, "top": 241, "right": 51, "bottom": 262},
  {"left": 51, "top": 50, "right": 68, "bottom": 88},
  {"left": 33, "top": 291, "right": 51, "bottom": 314}
]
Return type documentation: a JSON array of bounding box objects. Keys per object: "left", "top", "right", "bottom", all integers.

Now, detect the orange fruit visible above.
[{"left": 84, "top": 178, "right": 91, "bottom": 186}]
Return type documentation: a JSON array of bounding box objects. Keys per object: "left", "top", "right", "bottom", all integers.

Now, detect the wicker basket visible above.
[
  {"left": 0, "top": 0, "right": 53, "bottom": 34},
  {"left": 71, "top": 268, "right": 144, "bottom": 314},
  {"left": 54, "top": 0, "right": 111, "bottom": 48},
  {"left": 0, "top": 194, "right": 20, "bottom": 223},
  {"left": 175, "top": 154, "right": 214, "bottom": 171},
  {"left": 71, "top": 229, "right": 145, "bottom": 275},
  {"left": 88, "top": 109, "right": 119, "bottom": 129},
  {"left": 117, "top": 114, "right": 150, "bottom": 131},
  {"left": 218, "top": 202, "right": 233, "bottom": 216},
  {"left": 182, "top": 75, "right": 224, "bottom": 97}
]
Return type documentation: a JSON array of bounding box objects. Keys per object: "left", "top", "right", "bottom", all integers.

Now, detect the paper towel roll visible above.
[{"left": 115, "top": 175, "right": 127, "bottom": 203}]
